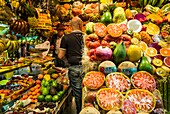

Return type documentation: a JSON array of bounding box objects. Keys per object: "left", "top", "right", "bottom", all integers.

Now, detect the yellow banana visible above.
[{"left": 6, "top": 40, "right": 11, "bottom": 50}]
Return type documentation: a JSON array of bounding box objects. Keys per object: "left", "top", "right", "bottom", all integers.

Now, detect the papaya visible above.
[
  {"left": 85, "top": 22, "right": 94, "bottom": 35},
  {"left": 113, "top": 42, "right": 126, "bottom": 65},
  {"left": 113, "top": 7, "right": 126, "bottom": 24},
  {"left": 100, "top": 11, "right": 113, "bottom": 25}
]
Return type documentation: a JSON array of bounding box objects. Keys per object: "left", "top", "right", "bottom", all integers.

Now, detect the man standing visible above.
[
  {"left": 58, "top": 17, "right": 84, "bottom": 114},
  {"left": 50, "top": 23, "right": 66, "bottom": 67}
]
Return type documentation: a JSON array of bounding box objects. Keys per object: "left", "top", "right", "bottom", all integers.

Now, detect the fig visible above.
[{"left": 85, "top": 91, "right": 97, "bottom": 103}]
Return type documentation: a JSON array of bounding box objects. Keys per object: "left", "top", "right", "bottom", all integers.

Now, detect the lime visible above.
[
  {"left": 57, "top": 91, "right": 65, "bottom": 98},
  {"left": 52, "top": 95, "right": 59, "bottom": 102},
  {"left": 45, "top": 95, "right": 52, "bottom": 102},
  {"left": 38, "top": 95, "right": 45, "bottom": 102},
  {"left": 42, "top": 88, "right": 49, "bottom": 96}
]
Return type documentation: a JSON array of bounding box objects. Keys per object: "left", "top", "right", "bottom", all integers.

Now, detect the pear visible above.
[{"left": 138, "top": 56, "right": 154, "bottom": 74}]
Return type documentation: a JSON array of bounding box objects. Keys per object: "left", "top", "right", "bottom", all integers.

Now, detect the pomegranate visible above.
[{"left": 95, "top": 46, "right": 112, "bottom": 61}]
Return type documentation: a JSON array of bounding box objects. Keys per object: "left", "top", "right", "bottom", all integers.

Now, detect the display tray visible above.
[
  {"left": 5, "top": 87, "right": 71, "bottom": 114},
  {"left": 0, "top": 63, "right": 32, "bottom": 74}
]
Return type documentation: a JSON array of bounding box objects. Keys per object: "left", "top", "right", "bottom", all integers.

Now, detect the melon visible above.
[
  {"left": 118, "top": 61, "right": 137, "bottom": 77},
  {"left": 98, "top": 61, "right": 117, "bottom": 75}
]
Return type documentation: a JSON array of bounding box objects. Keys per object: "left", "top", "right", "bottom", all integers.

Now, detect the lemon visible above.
[
  {"left": 127, "top": 45, "right": 142, "bottom": 62},
  {"left": 146, "top": 23, "right": 160, "bottom": 35}
]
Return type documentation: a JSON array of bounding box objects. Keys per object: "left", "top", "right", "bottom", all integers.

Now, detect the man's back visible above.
[{"left": 60, "top": 31, "right": 84, "bottom": 65}]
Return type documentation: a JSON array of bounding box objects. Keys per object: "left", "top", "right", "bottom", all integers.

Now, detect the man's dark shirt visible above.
[{"left": 60, "top": 31, "right": 84, "bottom": 65}]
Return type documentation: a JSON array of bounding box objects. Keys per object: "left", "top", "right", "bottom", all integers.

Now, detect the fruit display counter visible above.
[{"left": 0, "top": 65, "right": 70, "bottom": 113}]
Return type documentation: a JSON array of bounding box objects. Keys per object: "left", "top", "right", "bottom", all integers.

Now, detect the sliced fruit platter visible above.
[{"left": 81, "top": 2, "right": 170, "bottom": 113}]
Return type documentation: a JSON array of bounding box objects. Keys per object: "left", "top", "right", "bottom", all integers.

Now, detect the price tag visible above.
[{"left": 99, "top": 66, "right": 117, "bottom": 75}]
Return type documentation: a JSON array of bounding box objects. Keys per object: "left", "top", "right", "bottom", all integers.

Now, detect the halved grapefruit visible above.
[{"left": 164, "top": 57, "right": 170, "bottom": 68}]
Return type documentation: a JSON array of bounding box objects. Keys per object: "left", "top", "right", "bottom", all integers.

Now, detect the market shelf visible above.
[{"left": 0, "top": 63, "right": 32, "bottom": 74}]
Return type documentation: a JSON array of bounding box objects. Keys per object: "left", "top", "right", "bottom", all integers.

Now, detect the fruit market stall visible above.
[
  {"left": 0, "top": 0, "right": 170, "bottom": 113},
  {"left": 79, "top": 1, "right": 170, "bottom": 114}
]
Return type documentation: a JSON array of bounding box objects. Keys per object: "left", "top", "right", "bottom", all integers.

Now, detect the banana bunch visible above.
[
  {"left": 10, "top": 19, "right": 29, "bottom": 35},
  {"left": 0, "top": 39, "right": 6, "bottom": 54},
  {"left": 11, "top": 0, "right": 20, "bottom": 9},
  {"left": 0, "top": 0, "right": 5, "bottom": 7},
  {"left": 6, "top": 40, "right": 20, "bottom": 52},
  {"left": 139, "top": 0, "right": 168, "bottom": 7}
]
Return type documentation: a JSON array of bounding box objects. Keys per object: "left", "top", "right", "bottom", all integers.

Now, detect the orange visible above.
[
  {"left": 63, "top": 4, "right": 70, "bottom": 10},
  {"left": 35, "top": 80, "right": 41, "bottom": 84},
  {"left": 36, "top": 84, "right": 41, "bottom": 88},
  {"left": 145, "top": 47, "right": 157, "bottom": 57},
  {"left": 28, "top": 95, "right": 33, "bottom": 99},
  {"left": 30, "top": 88, "right": 35, "bottom": 92},
  {"left": 35, "top": 88, "right": 40, "bottom": 93},
  {"left": 160, "top": 48, "right": 170, "bottom": 57},
  {"left": 32, "top": 92, "right": 36, "bottom": 96},
  {"left": 23, "top": 94, "right": 28, "bottom": 99},
  {"left": 27, "top": 92, "right": 32, "bottom": 95},
  {"left": 138, "top": 41, "right": 148, "bottom": 51}
]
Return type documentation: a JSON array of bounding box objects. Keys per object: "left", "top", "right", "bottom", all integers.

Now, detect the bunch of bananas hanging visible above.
[
  {"left": 11, "top": 0, "right": 20, "bottom": 9},
  {"left": 139, "top": 0, "right": 168, "bottom": 7},
  {"left": 0, "top": 0, "right": 5, "bottom": 7},
  {"left": 10, "top": 19, "right": 29, "bottom": 35},
  {"left": 6, "top": 40, "right": 20, "bottom": 52},
  {"left": 0, "top": 39, "right": 6, "bottom": 54}
]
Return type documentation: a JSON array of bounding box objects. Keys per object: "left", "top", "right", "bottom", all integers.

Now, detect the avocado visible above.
[
  {"left": 50, "top": 86, "right": 57, "bottom": 95},
  {"left": 56, "top": 83, "right": 63, "bottom": 91}
]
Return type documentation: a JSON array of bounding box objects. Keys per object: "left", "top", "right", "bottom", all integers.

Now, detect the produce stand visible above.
[{"left": 0, "top": 0, "right": 170, "bottom": 113}]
